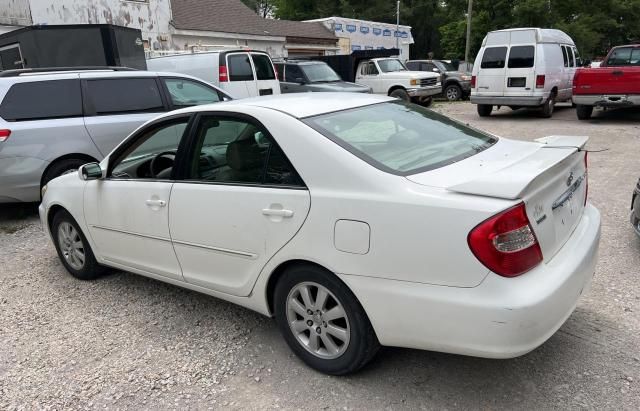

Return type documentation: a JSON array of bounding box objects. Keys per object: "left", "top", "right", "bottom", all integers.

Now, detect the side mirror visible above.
[
  {"left": 432, "top": 68, "right": 440, "bottom": 73},
  {"left": 79, "top": 163, "right": 103, "bottom": 181},
  {"left": 295, "top": 77, "right": 305, "bottom": 85}
]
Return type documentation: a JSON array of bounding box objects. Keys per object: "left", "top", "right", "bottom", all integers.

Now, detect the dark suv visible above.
[
  {"left": 274, "top": 60, "right": 371, "bottom": 94},
  {"left": 406, "top": 60, "right": 472, "bottom": 101}
]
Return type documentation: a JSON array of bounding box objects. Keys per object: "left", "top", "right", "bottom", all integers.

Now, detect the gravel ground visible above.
[{"left": 1, "top": 102, "right": 639, "bottom": 410}]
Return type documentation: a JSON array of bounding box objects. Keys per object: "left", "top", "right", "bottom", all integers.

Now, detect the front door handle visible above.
[
  {"left": 145, "top": 199, "right": 166, "bottom": 207},
  {"left": 262, "top": 208, "right": 293, "bottom": 218}
]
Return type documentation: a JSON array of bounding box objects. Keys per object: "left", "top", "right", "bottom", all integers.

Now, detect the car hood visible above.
[{"left": 306, "top": 81, "right": 371, "bottom": 93}]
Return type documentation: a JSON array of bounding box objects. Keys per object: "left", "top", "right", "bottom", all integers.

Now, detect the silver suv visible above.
[{"left": 0, "top": 67, "right": 229, "bottom": 203}]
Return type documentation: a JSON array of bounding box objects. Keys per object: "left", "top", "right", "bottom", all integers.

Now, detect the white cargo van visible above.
[
  {"left": 470, "top": 28, "right": 580, "bottom": 118},
  {"left": 147, "top": 50, "right": 280, "bottom": 99}
]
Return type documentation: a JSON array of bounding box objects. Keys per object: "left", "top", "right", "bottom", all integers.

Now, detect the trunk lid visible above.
[
  {"left": 574, "top": 66, "right": 640, "bottom": 95},
  {"left": 406, "top": 136, "right": 588, "bottom": 260}
]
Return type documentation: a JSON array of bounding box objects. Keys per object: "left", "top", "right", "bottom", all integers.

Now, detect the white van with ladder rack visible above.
[{"left": 470, "top": 28, "right": 581, "bottom": 118}]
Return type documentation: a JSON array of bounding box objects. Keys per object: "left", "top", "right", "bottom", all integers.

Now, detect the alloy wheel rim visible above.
[
  {"left": 57, "top": 222, "right": 85, "bottom": 270},
  {"left": 446, "top": 87, "right": 459, "bottom": 100},
  {"left": 286, "top": 281, "right": 350, "bottom": 359}
]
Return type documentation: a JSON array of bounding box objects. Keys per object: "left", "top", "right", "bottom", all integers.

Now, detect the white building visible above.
[
  {"left": 0, "top": 0, "right": 337, "bottom": 57},
  {"left": 306, "top": 17, "right": 414, "bottom": 58}
]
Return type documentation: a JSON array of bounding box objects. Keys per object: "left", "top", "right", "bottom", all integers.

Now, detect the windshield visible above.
[
  {"left": 377, "top": 59, "right": 407, "bottom": 73},
  {"left": 301, "top": 63, "right": 341, "bottom": 83},
  {"left": 305, "top": 101, "right": 496, "bottom": 175},
  {"left": 437, "top": 61, "right": 457, "bottom": 72}
]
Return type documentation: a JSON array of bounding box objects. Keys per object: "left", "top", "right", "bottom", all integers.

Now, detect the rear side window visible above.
[
  {"left": 227, "top": 54, "right": 254, "bottom": 81},
  {"left": 606, "top": 47, "right": 640, "bottom": 66},
  {"left": 480, "top": 47, "right": 507, "bottom": 69},
  {"left": 0, "top": 79, "right": 82, "bottom": 121},
  {"left": 251, "top": 54, "right": 276, "bottom": 80},
  {"left": 561, "top": 46, "right": 569, "bottom": 67},
  {"left": 508, "top": 46, "right": 535, "bottom": 68},
  {"left": 87, "top": 78, "right": 163, "bottom": 115}
]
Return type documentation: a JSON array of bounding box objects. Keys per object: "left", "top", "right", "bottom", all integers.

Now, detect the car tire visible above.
[
  {"left": 576, "top": 104, "right": 593, "bottom": 120},
  {"left": 418, "top": 97, "right": 433, "bottom": 107},
  {"left": 51, "top": 209, "right": 106, "bottom": 281},
  {"left": 444, "top": 84, "right": 462, "bottom": 101},
  {"left": 43, "top": 158, "right": 89, "bottom": 187},
  {"left": 274, "top": 264, "right": 380, "bottom": 375},
  {"left": 389, "top": 88, "right": 410, "bottom": 101},
  {"left": 477, "top": 104, "right": 493, "bottom": 117},
  {"left": 509, "top": 106, "right": 522, "bottom": 111},
  {"left": 540, "top": 94, "right": 555, "bottom": 118}
]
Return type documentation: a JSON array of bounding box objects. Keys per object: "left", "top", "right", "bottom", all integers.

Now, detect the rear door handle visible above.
[
  {"left": 145, "top": 199, "right": 166, "bottom": 207},
  {"left": 262, "top": 208, "right": 293, "bottom": 218}
]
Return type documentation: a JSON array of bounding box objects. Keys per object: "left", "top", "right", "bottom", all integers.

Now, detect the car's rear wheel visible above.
[
  {"left": 42, "top": 158, "right": 89, "bottom": 187},
  {"left": 274, "top": 264, "right": 379, "bottom": 375},
  {"left": 477, "top": 104, "right": 493, "bottom": 117},
  {"left": 540, "top": 93, "right": 555, "bottom": 118},
  {"left": 389, "top": 88, "right": 410, "bottom": 101},
  {"left": 576, "top": 104, "right": 593, "bottom": 120},
  {"left": 51, "top": 210, "right": 105, "bottom": 280},
  {"left": 444, "top": 84, "right": 462, "bottom": 101}
]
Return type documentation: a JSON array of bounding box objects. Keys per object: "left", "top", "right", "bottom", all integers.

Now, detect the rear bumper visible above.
[
  {"left": 407, "top": 85, "right": 442, "bottom": 98},
  {"left": 471, "top": 95, "right": 546, "bottom": 106},
  {"left": 340, "top": 204, "right": 601, "bottom": 358},
  {"left": 0, "top": 156, "right": 48, "bottom": 203},
  {"left": 573, "top": 94, "right": 640, "bottom": 107}
]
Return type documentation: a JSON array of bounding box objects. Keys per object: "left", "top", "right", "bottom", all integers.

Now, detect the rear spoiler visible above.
[{"left": 447, "top": 136, "right": 589, "bottom": 200}]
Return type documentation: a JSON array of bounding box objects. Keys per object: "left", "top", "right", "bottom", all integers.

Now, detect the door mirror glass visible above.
[
  {"left": 79, "top": 163, "right": 103, "bottom": 181},
  {"left": 432, "top": 68, "right": 440, "bottom": 72}
]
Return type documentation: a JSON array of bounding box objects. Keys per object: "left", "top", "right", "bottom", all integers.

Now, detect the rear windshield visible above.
[
  {"left": 227, "top": 54, "right": 254, "bottom": 81},
  {"left": 304, "top": 101, "right": 496, "bottom": 175},
  {"left": 606, "top": 47, "right": 640, "bottom": 66},
  {"left": 481, "top": 47, "right": 507, "bottom": 69},
  {"left": 508, "top": 46, "right": 535, "bottom": 68},
  {"left": 251, "top": 53, "right": 276, "bottom": 80}
]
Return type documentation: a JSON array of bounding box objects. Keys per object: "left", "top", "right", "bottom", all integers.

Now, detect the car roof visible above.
[{"left": 172, "top": 92, "right": 394, "bottom": 119}]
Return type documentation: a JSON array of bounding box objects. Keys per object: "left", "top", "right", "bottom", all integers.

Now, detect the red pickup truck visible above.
[{"left": 572, "top": 44, "right": 640, "bottom": 120}]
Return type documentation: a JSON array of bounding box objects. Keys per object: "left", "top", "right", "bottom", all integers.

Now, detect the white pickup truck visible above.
[{"left": 355, "top": 58, "right": 441, "bottom": 105}]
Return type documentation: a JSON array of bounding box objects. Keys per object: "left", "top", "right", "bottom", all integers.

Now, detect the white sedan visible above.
[{"left": 40, "top": 93, "right": 601, "bottom": 375}]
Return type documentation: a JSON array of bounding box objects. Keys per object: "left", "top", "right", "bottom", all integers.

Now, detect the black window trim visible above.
[
  {"left": 178, "top": 111, "right": 307, "bottom": 190},
  {"left": 104, "top": 112, "right": 196, "bottom": 182},
  {"left": 0, "top": 78, "right": 84, "bottom": 122},
  {"left": 81, "top": 76, "right": 169, "bottom": 117},
  {"left": 158, "top": 75, "right": 231, "bottom": 111}
]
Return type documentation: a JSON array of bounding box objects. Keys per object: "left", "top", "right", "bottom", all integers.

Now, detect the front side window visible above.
[
  {"left": 405, "top": 61, "right": 419, "bottom": 70},
  {"left": 187, "top": 115, "right": 302, "bottom": 186},
  {"left": 251, "top": 54, "right": 276, "bottom": 80},
  {"left": 364, "top": 62, "right": 379, "bottom": 75},
  {"left": 87, "top": 78, "right": 163, "bottom": 115},
  {"left": 606, "top": 47, "right": 640, "bottom": 66},
  {"left": 508, "top": 46, "right": 535, "bottom": 68},
  {"left": 110, "top": 118, "right": 189, "bottom": 179},
  {"left": 300, "top": 63, "right": 341, "bottom": 83},
  {"left": 377, "top": 59, "right": 407, "bottom": 73},
  {"left": 0, "top": 79, "right": 82, "bottom": 121},
  {"left": 573, "top": 48, "right": 582, "bottom": 66},
  {"left": 163, "top": 78, "right": 222, "bottom": 107},
  {"left": 227, "top": 54, "right": 254, "bottom": 81},
  {"left": 305, "top": 101, "right": 496, "bottom": 175},
  {"left": 284, "top": 64, "right": 305, "bottom": 82},
  {"left": 480, "top": 47, "right": 507, "bottom": 69}
]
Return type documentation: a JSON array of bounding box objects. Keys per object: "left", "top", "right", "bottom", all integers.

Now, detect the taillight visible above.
[
  {"left": 471, "top": 75, "right": 476, "bottom": 88},
  {"left": 468, "top": 203, "right": 543, "bottom": 277},
  {"left": 219, "top": 65, "right": 228, "bottom": 82},
  {"left": 536, "top": 75, "right": 545, "bottom": 88},
  {"left": 0, "top": 129, "right": 10, "bottom": 142},
  {"left": 584, "top": 151, "right": 588, "bottom": 205}
]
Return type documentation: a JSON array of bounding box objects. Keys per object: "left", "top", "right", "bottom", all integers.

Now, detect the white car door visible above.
[
  {"left": 169, "top": 113, "right": 310, "bottom": 297},
  {"left": 83, "top": 115, "right": 192, "bottom": 281},
  {"left": 356, "top": 62, "right": 382, "bottom": 93},
  {"left": 250, "top": 52, "right": 280, "bottom": 96},
  {"left": 223, "top": 52, "right": 253, "bottom": 99},
  {"left": 81, "top": 75, "right": 167, "bottom": 156},
  {"left": 476, "top": 46, "right": 508, "bottom": 96}
]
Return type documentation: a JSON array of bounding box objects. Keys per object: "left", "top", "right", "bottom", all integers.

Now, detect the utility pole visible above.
[
  {"left": 464, "top": 0, "right": 473, "bottom": 63},
  {"left": 396, "top": 1, "right": 400, "bottom": 54}
]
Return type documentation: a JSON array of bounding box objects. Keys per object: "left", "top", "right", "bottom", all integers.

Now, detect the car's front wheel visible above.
[
  {"left": 389, "top": 88, "right": 410, "bottom": 101},
  {"left": 274, "top": 264, "right": 379, "bottom": 375},
  {"left": 51, "top": 210, "right": 106, "bottom": 280},
  {"left": 444, "top": 84, "right": 462, "bottom": 101}
]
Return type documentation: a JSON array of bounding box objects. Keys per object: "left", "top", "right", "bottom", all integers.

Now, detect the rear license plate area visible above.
[
  {"left": 508, "top": 77, "right": 526, "bottom": 87},
  {"left": 259, "top": 88, "right": 273, "bottom": 96}
]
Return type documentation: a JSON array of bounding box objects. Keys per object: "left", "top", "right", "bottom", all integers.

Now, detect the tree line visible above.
[{"left": 242, "top": 0, "right": 640, "bottom": 60}]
